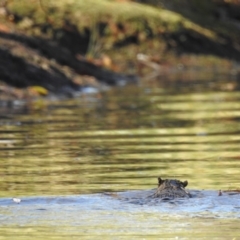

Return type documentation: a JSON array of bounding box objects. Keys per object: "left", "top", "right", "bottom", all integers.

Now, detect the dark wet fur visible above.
[{"left": 149, "top": 177, "right": 191, "bottom": 199}]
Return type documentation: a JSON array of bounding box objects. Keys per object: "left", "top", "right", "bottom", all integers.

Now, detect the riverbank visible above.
[{"left": 1, "top": 0, "right": 240, "bottom": 100}]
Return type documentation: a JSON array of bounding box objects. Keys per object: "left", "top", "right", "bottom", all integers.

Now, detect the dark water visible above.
[{"left": 0, "top": 74, "right": 240, "bottom": 239}]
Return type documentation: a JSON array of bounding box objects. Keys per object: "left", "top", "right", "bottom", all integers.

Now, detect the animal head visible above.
[{"left": 158, "top": 177, "right": 188, "bottom": 189}]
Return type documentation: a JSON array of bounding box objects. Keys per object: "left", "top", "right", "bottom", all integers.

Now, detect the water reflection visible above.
[{"left": 0, "top": 75, "right": 240, "bottom": 238}]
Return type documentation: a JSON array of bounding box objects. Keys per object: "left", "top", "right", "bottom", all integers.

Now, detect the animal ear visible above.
[
  {"left": 183, "top": 181, "right": 188, "bottom": 187},
  {"left": 158, "top": 177, "right": 164, "bottom": 186}
]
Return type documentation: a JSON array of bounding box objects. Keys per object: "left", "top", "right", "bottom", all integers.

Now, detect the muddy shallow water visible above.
[{"left": 0, "top": 73, "right": 240, "bottom": 239}]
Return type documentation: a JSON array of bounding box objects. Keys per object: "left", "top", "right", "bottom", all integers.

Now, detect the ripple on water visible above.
[{"left": 0, "top": 76, "right": 240, "bottom": 238}]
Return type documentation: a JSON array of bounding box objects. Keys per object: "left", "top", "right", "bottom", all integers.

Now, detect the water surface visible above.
[{"left": 0, "top": 73, "right": 240, "bottom": 239}]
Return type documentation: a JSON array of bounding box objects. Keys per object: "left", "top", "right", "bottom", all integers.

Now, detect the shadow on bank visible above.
[{"left": 0, "top": 31, "right": 138, "bottom": 97}]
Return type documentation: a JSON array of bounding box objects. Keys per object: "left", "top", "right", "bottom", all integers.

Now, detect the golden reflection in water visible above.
[
  {"left": 1, "top": 77, "right": 240, "bottom": 238},
  {"left": 0, "top": 84, "right": 240, "bottom": 196},
  {"left": 0, "top": 218, "right": 239, "bottom": 239}
]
